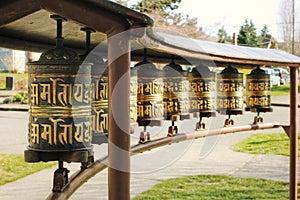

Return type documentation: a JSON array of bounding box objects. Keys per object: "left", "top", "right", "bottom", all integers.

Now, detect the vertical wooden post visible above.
[
  {"left": 289, "top": 66, "right": 298, "bottom": 200},
  {"left": 108, "top": 32, "right": 131, "bottom": 200}
]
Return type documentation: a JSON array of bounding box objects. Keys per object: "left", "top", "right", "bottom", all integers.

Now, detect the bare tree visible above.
[
  {"left": 0, "top": 52, "right": 13, "bottom": 72},
  {"left": 279, "top": 0, "right": 300, "bottom": 55}
]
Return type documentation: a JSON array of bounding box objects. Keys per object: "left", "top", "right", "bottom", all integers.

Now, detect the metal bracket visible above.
[
  {"left": 253, "top": 116, "right": 263, "bottom": 124},
  {"left": 196, "top": 122, "right": 205, "bottom": 130},
  {"left": 167, "top": 120, "right": 178, "bottom": 137},
  {"left": 139, "top": 131, "right": 150, "bottom": 144},
  {"left": 282, "top": 125, "right": 291, "bottom": 138},
  {"left": 81, "top": 151, "right": 95, "bottom": 169},
  {"left": 52, "top": 161, "right": 70, "bottom": 192},
  {"left": 168, "top": 126, "right": 178, "bottom": 137},
  {"left": 224, "top": 118, "right": 234, "bottom": 127}
]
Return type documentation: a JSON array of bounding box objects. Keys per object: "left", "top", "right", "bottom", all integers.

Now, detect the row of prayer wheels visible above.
[
  {"left": 134, "top": 59, "right": 272, "bottom": 130},
  {"left": 24, "top": 15, "right": 272, "bottom": 164},
  {"left": 25, "top": 53, "right": 272, "bottom": 162}
]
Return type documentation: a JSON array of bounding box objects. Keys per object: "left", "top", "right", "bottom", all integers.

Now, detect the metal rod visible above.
[
  {"left": 56, "top": 18, "right": 62, "bottom": 39},
  {"left": 289, "top": 66, "right": 298, "bottom": 200},
  {"left": 46, "top": 122, "right": 281, "bottom": 200},
  {"left": 108, "top": 32, "right": 131, "bottom": 200},
  {"left": 50, "top": 15, "right": 67, "bottom": 47},
  {"left": 81, "top": 27, "right": 95, "bottom": 52},
  {"left": 58, "top": 161, "right": 63, "bottom": 169},
  {"left": 131, "top": 122, "right": 282, "bottom": 154}
]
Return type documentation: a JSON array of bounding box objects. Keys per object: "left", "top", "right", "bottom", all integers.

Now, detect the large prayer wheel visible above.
[
  {"left": 136, "top": 59, "right": 164, "bottom": 126},
  {"left": 217, "top": 65, "right": 244, "bottom": 115},
  {"left": 24, "top": 15, "right": 93, "bottom": 163},
  {"left": 163, "top": 60, "right": 190, "bottom": 120},
  {"left": 245, "top": 67, "right": 273, "bottom": 113},
  {"left": 188, "top": 65, "right": 216, "bottom": 118}
]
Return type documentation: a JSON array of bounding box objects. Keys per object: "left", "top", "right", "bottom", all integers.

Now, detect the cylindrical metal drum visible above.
[
  {"left": 130, "top": 67, "right": 138, "bottom": 123},
  {"left": 163, "top": 60, "right": 190, "bottom": 120},
  {"left": 245, "top": 67, "right": 272, "bottom": 112},
  {"left": 217, "top": 65, "right": 244, "bottom": 115},
  {"left": 136, "top": 60, "right": 164, "bottom": 126},
  {"left": 26, "top": 46, "right": 92, "bottom": 162},
  {"left": 188, "top": 65, "right": 216, "bottom": 118},
  {"left": 90, "top": 59, "right": 108, "bottom": 143}
]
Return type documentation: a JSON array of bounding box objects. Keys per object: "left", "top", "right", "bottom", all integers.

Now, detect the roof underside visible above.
[{"left": 0, "top": 0, "right": 299, "bottom": 67}]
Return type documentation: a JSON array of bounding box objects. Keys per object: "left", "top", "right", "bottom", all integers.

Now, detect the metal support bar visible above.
[
  {"left": 108, "top": 32, "right": 131, "bottom": 200},
  {"left": 46, "top": 122, "right": 281, "bottom": 200},
  {"left": 289, "top": 67, "right": 298, "bottom": 200},
  {"left": 131, "top": 122, "right": 282, "bottom": 152}
]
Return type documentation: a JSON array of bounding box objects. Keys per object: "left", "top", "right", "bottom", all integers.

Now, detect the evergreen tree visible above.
[
  {"left": 258, "top": 25, "right": 272, "bottom": 48},
  {"left": 237, "top": 19, "right": 259, "bottom": 47},
  {"left": 217, "top": 27, "right": 231, "bottom": 43}
]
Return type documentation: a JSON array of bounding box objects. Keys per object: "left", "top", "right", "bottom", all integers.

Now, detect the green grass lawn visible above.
[
  {"left": 133, "top": 175, "right": 292, "bottom": 200},
  {"left": 270, "top": 83, "right": 299, "bottom": 96},
  {"left": 134, "top": 132, "right": 297, "bottom": 200},
  {"left": 0, "top": 154, "right": 56, "bottom": 185},
  {"left": 231, "top": 132, "right": 297, "bottom": 156}
]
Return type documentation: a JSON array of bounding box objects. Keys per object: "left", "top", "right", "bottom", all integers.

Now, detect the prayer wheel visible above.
[
  {"left": 91, "top": 59, "right": 108, "bottom": 143},
  {"left": 163, "top": 60, "right": 190, "bottom": 120},
  {"left": 24, "top": 15, "right": 93, "bottom": 163},
  {"left": 217, "top": 65, "right": 244, "bottom": 115},
  {"left": 130, "top": 67, "right": 138, "bottom": 131},
  {"left": 188, "top": 65, "right": 216, "bottom": 118},
  {"left": 245, "top": 67, "right": 272, "bottom": 124},
  {"left": 136, "top": 59, "right": 164, "bottom": 126},
  {"left": 80, "top": 27, "right": 109, "bottom": 144},
  {"left": 246, "top": 67, "right": 272, "bottom": 112}
]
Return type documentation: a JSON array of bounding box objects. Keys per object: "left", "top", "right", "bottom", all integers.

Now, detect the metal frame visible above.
[
  {"left": 46, "top": 64, "right": 299, "bottom": 200},
  {"left": 47, "top": 122, "right": 282, "bottom": 199},
  {"left": 0, "top": 1, "right": 298, "bottom": 199},
  {"left": 289, "top": 67, "right": 298, "bottom": 199}
]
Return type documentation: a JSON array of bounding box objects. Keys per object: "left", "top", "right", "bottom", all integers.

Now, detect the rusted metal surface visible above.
[
  {"left": 47, "top": 122, "right": 282, "bottom": 200},
  {"left": 289, "top": 67, "right": 298, "bottom": 200}
]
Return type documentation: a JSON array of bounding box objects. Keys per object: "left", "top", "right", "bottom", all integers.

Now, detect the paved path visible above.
[{"left": 0, "top": 104, "right": 298, "bottom": 199}]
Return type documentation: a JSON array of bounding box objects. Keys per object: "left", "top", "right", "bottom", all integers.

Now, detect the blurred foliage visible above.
[{"left": 5, "top": 91, "right": 28, "bottom": 104}]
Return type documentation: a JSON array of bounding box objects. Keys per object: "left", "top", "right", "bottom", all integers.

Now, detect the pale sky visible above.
[
  {"left": 125, "top": 0, "right": 300, "bottom": 40},
  {"left": 176, "top": 0, "right": 283, "bottom": 39}
]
